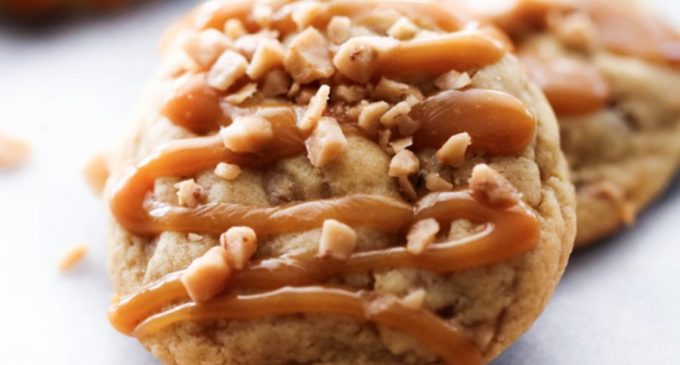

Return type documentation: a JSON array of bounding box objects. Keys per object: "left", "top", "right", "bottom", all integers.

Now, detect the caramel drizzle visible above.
[
  {"left": 519, "top": 53, "right": 609, "bottom": 116},
  {"left": 110, "top": 190, "right": 539, "bottom": 333},
  {"left": 132, "top": 287, "right": 483, "bottom": 365},
  {"left": 115, "top": 89, "right": 536, "bottom": 237},
  {"left": 109, "top": 2, "right": 542, "bottom": 364}
]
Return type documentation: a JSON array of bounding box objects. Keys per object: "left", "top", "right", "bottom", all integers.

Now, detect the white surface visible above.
[{"left": 0, "top": 1, "right": 678, "bottom": 364}]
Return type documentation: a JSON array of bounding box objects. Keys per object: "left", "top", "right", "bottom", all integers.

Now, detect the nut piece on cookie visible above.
[
  {"left": 181, "top": 246, "right": 232, "bottom": 303},
  {"left": 220, "top": 226, "right": 258, "bottom": 269},
  {"left": 469, "top": 164, "right": 521, "bottom": 208},
  {"left": 401, "top": 289, "right": 426, "bottom": 310},
  {"left": 406, "top": 218, "right": 440, "bottom": 255},
  {"left": 221, "top": 116, "right": 274, "bottom": 153},
  {"left": 333, "top": 37, "right": 383, "bottom": 83},
  {"left": 425, "top": 173, "right": 453, "bottom": 192},
  {"left": 318, "top": 219, "right": 357, "bottom": 260},
  {"left": 247, "top": 38, "right": 285, "bottom": 80},
  {"left": 305, "top": 117, "right": 347, "bottom": 167},
  {"left": 175, "top": 179, "right": 205, "bottom": 207},
  {"left": 181, "top": 29, "right": 231, "bottom": 69},
  {"left": 327, "top": 16, "right": 352, "bottom": 44},
  {"left": 434, "top": 70, "right": 472, "bottom": 90},
  {"left": 284, "top": 27, "right": 334, "bottom": 84},
  {"left": 214, "top": 162, "right": 241, "bottom": 180},
  {"left": 358, "top": 101, "right": 390, "bottom": 134},
  {"left": 207, "top": 50, "right": 248, "bottom": 91},
  {"left": 389, "top": 149, "right": 419, "bottom": 177},
  {"left": 299, "top": 85, "right": 330, "bottom": 131},
  {"left": 436, "top": 132, "right": 471, "bottom": 167}
]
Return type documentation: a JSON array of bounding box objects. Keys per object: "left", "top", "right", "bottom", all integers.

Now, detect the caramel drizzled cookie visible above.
[
  {"left": 105, "top": 1, "right": 575, "bottom": 364},
  {"left": 461, "top": 0, "right": 680, "bottom": 246}
]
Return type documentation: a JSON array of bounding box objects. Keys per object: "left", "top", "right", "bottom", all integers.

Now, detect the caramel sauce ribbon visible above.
[
  {"left": 109, "top": 191, "right": 540, "bottom": 334},
  {"left": 133, "top": 286, "right": 484, "bottom": 365}
]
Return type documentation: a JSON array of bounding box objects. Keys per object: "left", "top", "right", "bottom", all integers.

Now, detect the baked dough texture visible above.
[{"left": 106, "top": 1, "right": 576, "bottom": 364}]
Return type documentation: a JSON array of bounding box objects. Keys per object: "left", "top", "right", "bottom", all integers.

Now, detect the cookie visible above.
[
  {"left": 462, "top": 0, "right": 680, "bottom": 246},
  {"left": 105, "top": 1, "right": 575, "bottom": 364}
]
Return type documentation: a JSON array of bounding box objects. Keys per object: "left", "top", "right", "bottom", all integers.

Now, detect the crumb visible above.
[
  {"left": 58, "top": 244, "right": 88, "bottom": 272},
  {"left": 318, "top": 219, "right": 357, "bottom": 260},
  {"left": 82, "top": 152, "right": 109, "bottom": 196},
  {"left": 0, "top": 132, "right": 30, "bottom": 170}
]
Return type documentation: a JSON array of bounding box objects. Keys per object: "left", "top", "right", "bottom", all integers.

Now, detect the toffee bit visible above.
[
  {"left": 82, "top": 152, "right": 109, "bottom": 196},
  {"left": 207, "top": 50, "right": 248, "bottom": 91},
  {"left": 389, "top": 149, "right": 420, "bottom": 177},
  {"left": 214, "top": 162, "right": 242, "bottom": 180},
  {"left": 305, "top": 117, "right": 347, "bottom": 167},
  {"left": 220, "top": 226, "right": 258, "bottom": 270},
  {"left": 181, "top": 246, "right": 232, "bottom": 303},
  {"left": 401, "top": 289, "right": 427, "bottom": 310},
  {"left": 407, "top": 218, "right": 440, "bottom": 255},
  {"left": 318, "top": 219, "right": 357, "bottom": 260},
  {"left": 220, "top": 116, "right": 273, "bottom": 153},
  {"left": 175, "top": 179, "right": 205, "bottom": 208},
  {"left": 298, "top": 85, "right": 330, "bottom": 131},
  {"left": 469, "top": 164, "right": 521, "bottom": 208},
  {"left": 425, "top": 173, "right": 453, "bottom": 192},
  {"left": 436, "top": 132, "right": 471, "bottom": 168},
  {"left": 0, "top": 132, "right": 30, "bottom": 170},
  {"left": 58, "top": 244, "right": 88, "bottom": 272},
  {"left": 284, "top": 27, "right": 335, "bottom": 84}
]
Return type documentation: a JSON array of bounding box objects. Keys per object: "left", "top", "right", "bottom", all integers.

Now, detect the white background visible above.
[{"left": 0, "top": 1, "right": 678, "bottom": 364}]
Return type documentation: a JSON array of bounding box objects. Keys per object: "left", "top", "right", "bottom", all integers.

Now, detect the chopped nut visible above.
[
  {"left": 334, "top": 84, "right": 365, "bottom": 103},
  {"left": 389, "top": 137, "right": 412, "bottom": 153},
  {"left": 327, "top": 16, "right": 352, "bottom": 44},
  {"left": 373, "top": 78, "right": 422, "bottom": 103},
  {"left": 223, "top": 19, "right": 246, "bottom": 39},
  {"left": 397, "top": 175, "right": 417, "bottom": 201},
  {"left": 318, "top": 219, "right": 357, "bottom": 260},
  {"left": 434, "top": 70, "right": 472, "bottom": 90},
  {"left": 378, "top": 129, "right": 392, "bottom": 152},
  {"left": 358, "top": 101, "right": 390, "bottom": 134},
  {"left": 82, "top": 152, "right": 109, "bottom": 196},
  {"left": 549, "top": 11, "right": 599, "bottom": 51},
  {"left": 181, "top": 29, "right": 231, "bottom": 69},
  {"left": 387, "top": 17, "right": 419, "bottom": 40},
  {"left": 305, "top": 117, "right": 347, "bottom": 167},
  {"left": 252, "top": 4, "right": 273, "bottom": 28},
  {"left": 469, "top": 164, "right": 520, "bottom": 208},
  {"left": 224, "top": 82, "right": 257, "bottom": 104},
  {"left": 207, "top": 50, "right": 248, "bottom": 91},
  {"left": 187, "top": 233, "right": 203, "bottom": 242},
  {"left": 235, "top": 31, "right": 278, "bottom": 59},
  {"left": 0, "top": 132, "right": 30, "bottom": 170},
  {"left": 436, "top": 132, "right": 471, "bottom": 167},
  {"left": 425, "top": 173, "right": 453, "bottom": 192},
  {"left": 58, "top": 244, "right": 88, "bottom": 272},
  {"left": 380, "top": 101, "right": 411, "bottom": 128},
  {"left": 221, "top": 116, "right": 273, "bottom": 153},
  {"left": 181, "top": 246, "right": 232, "bottom": 303},
  {"left": 214, "top": 162, "right": 242, "bottom": 180},
  {"left": 299, "top": 84, "right": 330, "bottom": 131},
  {"left": 397, "top": 115, "right": 420, "bottom": 136},
  {"left": 401, "top": 289, "right": 426, "bottom": 310},
  {"left": 284, "top": 27, "right": 335, "bottom": 84},
  {"left": 220, "top": 226, "right": 257, "bottom": 269},
  {"left": 407, "top": 218, "right": 440, "bottom": 254},
  {"left": 247, "top": 38, "right": 285, "bottom": 80},
  {"left": 389, "top": 149, "right": 419, "bottom": 177},
  {"left": 175, "top": 179, "right": 205, "bottom": 207},
  {"left": 292, "top": 1, "right": 324, "bottom": 30},
  {"left": 288, "top": 82, "right": 301, "bottom": 97},
  {"left": 333, "top": 37, "right": 380, "bottom": 83},
  {"left": 262, "top": 69, "right": 291, "bottom": 97}
]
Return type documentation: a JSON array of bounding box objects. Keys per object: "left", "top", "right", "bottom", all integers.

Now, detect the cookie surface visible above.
[
  {"left": 465, "top": 0, "right": 680, "bottom": 246},
  {"left": 106, "top": 1, "right": 575, "bottom": 364}
]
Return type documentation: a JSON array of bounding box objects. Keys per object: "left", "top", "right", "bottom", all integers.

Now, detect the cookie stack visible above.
[{"left": 102, "top": 1, "right": 679, "bottom": 364}]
